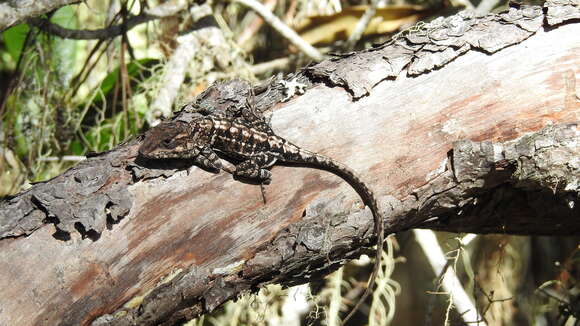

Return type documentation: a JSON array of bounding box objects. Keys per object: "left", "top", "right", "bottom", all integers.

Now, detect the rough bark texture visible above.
[
  {"left": 0, "top": 0, "right": 82, "bottom": 31},
  {"left": 0, "top": 2, "right": 579, "bottom": 325}
]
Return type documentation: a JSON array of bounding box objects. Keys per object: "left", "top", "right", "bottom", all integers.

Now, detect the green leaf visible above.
[
  {"left": 2, "top": 24, "right": 29, "bottom": 62},
  {"left": 69, "top": 140, "right": 85, "bottom": 156},
  {"left": 93, "top": 58, "right": 158, "bottom": 103},
  {"left": 50, "top": 5, "right": 76, "bottom": 28},
  {"left": 50, "top": 5, "right": 78, "bottom": 86}
]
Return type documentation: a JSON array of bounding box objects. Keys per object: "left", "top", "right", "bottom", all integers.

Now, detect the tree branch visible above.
[
  {"left": 233, "top": 0, "right": 324, "bottom": 61},
  {"left": 28, "top": 14, "right": 154, "bottom": 40},
  {"left": 25, "top": 0, "right": 187, "bottom": 40}
]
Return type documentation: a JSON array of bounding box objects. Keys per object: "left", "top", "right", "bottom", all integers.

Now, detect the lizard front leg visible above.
[{"left": 193, "top": 147, "right": 235, "bottom": 174}]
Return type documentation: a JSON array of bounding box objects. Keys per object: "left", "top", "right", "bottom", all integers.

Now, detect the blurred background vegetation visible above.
[{"left": 0, "top": 0, "right": 577, "bottom": 325}]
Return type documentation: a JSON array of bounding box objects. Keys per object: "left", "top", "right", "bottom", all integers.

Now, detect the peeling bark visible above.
[
  {"left": 414, "top": 124, "right": 579, "bottom": 234},
  {"left": 0, "top": 2, "right": 579, "bottom": 325}
]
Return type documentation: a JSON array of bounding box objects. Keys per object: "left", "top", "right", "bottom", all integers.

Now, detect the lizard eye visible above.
[{"left": 162, "top": 139, "right": 174, "bottom": 148}]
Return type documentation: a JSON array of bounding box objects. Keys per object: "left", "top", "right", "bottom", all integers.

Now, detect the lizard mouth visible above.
[
  {"left": 137, "top": 140, "right": 165, "bottom": 159},
  {"left": 137, "top": 141, "right": 154, "bottom": 158}
]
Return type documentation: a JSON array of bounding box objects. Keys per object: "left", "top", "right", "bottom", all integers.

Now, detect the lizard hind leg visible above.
[
  {"left": 233, "top": 153, "right": 276, "bottom": 184},
  {"left": 234, "top": 153, "right": 277, "bottom": 204}
]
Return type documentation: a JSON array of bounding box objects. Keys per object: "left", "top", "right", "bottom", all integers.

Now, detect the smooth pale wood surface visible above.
[{"left": 0, "top": 24, "right": 578, "bottom": 326}]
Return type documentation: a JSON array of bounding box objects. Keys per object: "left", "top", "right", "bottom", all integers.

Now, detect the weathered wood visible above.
[
  {"left": 0, "top": 2, "right": 579, "bottom": 325},
  {"left": 0, "top": 0, "right": 82, "bottom": 31}
]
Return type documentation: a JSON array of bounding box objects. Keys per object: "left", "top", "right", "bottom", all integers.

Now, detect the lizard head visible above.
[{"left": 139, "top": 120, "right": 197, "bottom": 159}]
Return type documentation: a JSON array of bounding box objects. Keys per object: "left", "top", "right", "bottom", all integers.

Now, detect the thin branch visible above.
[
  {"left": 146, "top": 0, "right": 188, "bottom": 17},
  {"left": 38, "top": 155, "right": 86, "bottom": 162},
  {"left": 27, "top": 0, "right": 188, "bottom": 40},
  {"left": 475, "top": 283, "right": 513, "bottom": 318},
  {"left": 476, "top": 0, "right": 501, "bottom": 14},
  {"left": 453, "top": 0, "right": 475, "bottom": 10},
  {"left": 233, "top": 0, "right": 323, "bottom": 61},
  {"left": 147, "top": 33, "right": 200, "bottom": 125},
  {"left": 250, "top": 57, "right": 291, "bottom": 75},
  {"left": 28, "top": 13, "right": 154, "bottom": 40},
  {"left": 69, "top": 38, "right": 111, "bottom": 98},
  {"left": 414, "top": 230, "right": 486, "bottom": 326},
  {"left": 343, "top": 0, "right": 384, "bottom": 50},
  {"left": 0, "top": 26, "right": 35, "bottom": 117},
  {"left": 236, "top": 0, "right": 278, "bottom": 46},
  {"left": 146, "top": 5, "right": 216, "bottom": 125}
]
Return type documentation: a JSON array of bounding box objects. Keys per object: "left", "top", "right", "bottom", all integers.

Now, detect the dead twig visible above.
[
  {"left": 343, "top": 0, "right": 384, "bottom": 50},
  {"left": 414, "top": 230, "right": 486, "bottom": 326},
  {"left": 233, "top": 0, "right": 323, "bottom": 61}
]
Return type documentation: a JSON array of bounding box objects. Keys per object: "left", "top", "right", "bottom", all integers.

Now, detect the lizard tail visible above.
[{"left": 290, "top": 147, "right": 385, "bottom": 324}]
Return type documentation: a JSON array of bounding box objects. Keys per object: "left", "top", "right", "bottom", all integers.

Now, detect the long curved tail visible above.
[{"left": 286, "top": 146, "right": 384, "bottom": 323}]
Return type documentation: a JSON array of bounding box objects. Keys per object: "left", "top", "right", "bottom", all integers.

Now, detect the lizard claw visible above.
[{"left": 260, "top": 183, "right": 268, "bottom": 204}]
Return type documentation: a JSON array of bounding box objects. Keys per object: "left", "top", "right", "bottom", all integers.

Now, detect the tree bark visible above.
[
  {"left": 0, "top": 2, "right": 579, "bottom": 325},
  {"left": 0, "top": 0, "right": 82, "bottom": 31}
]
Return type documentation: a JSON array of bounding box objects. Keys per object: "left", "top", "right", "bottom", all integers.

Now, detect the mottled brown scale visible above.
[{"left": 138, "top": 115, "right": 384, "bottom": 324}]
